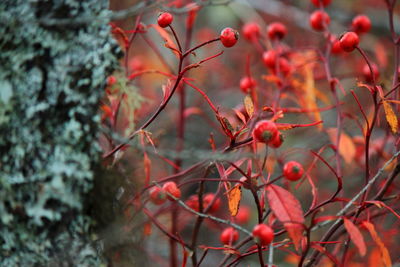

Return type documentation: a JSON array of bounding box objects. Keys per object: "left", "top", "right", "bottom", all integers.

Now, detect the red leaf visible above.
[
  {"left": 343, "top": 218, "right": 367, "bottom": 256},
  {"left": 362, "top": 221, "right": 392, "bottom": 267},
  {"left": 266, "top": 184, "right": 305, "bottom": 250}
]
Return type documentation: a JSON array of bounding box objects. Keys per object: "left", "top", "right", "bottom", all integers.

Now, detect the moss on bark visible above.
[{"left": 0, "top": 0, "right": 118, "bottom": 265}]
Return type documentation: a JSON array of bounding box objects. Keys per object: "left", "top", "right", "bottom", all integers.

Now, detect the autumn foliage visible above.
[{"left": 101, "top": 0, "right": 400, "bottom": 266}]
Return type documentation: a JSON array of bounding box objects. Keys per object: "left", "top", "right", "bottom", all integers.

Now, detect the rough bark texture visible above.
[{"left": 0, "top": 0, "right": 118, "bottom": 265}]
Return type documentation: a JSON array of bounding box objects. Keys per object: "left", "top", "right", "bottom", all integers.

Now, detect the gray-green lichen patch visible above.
[{"left": 0, "top": 0, "right": 119, "bottom": 265}]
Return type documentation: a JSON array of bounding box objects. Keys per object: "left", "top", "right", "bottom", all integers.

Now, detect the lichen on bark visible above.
[{"left": 0, "top": 0, "right": 118, "bottom": 265}]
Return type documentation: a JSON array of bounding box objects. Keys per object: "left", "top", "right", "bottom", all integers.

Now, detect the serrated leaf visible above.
[
  {"left": 227, "top": 185, "right": 242, "bottom": 216},
  {"left": 266, "top": 184, "right": 305, "bottom": 250},
  {"left": 362, "top": 221, "right": 391, "bottom": 267},
  {"left": 244, "top": 94, "right": 254, "bottom": 117},
  {"left": 343, "top": 218, "right": 366, "bottom": 256},
  {"left": 382, "top": 101, "right": 398, "bottom": 133}
]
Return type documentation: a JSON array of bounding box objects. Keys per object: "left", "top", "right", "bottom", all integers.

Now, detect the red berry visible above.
[
  {"left": 242, "top": 22, "right": 261, "bottom": 41},
  {"left": 267, "top": 22, "right": 287, "bottom": 40},
  {"left": 239, "top": 76, "right": 257, "bottom": 93},
  {"left": 309, "top": 10, "right": 330, "bottom": 31},
  {"left": 149, "top": 187, "right": 167, "bottom": 205},
  {"left": 283, "top": 161, "right": 304, "bottom": 181},
  {"left": 352, "top": 15, "right": 371, "bottom": 34},
  {"left": 220, "top": 227, "right": 239, "bottom": 245},
  {"left": 203, "top": 193, "right": 221, "bottom": 213},
  {"left": 162, "top": 181, "right": 181, "bottom": 200},
  {"left": 362, "top": 63, "right": 379, "bottom": 83},
  {"left": 270, "top": 131, "right": 284, "bottom": 148},
  {"left": 253, "top": 120, "right": 279, "bottom": 145},
  {"left": 107, "top": 75, "right": 117, "bottom": 86},
  {"left": 157, "top": 12, "right": 173, "bottom": 28},
  {"left": 252, "top": 224, "right": 274, "bottom": 246},
  {"left": 339, "top": 32, "right": 359, "bottom": 52},
  {"left": 235, "top": 205, "right": 251, "bottom": 224},
  {"left": 262, "top": 50, "right": 277, "bottom": 68},
  {"left": 331, "top": 38, "right": 343, "bottom": 55},
  {"left": 310, "top": 0, "right": 331, "bottom": 7},
  {"left": 220, "top": 27, "right": 239, "bottom": 47},
  {"left": 277, "top": 58, "right": 291, "bottom": 76},
  {"left": 186, "top": 195, "right": 200, "bottom": 211}
]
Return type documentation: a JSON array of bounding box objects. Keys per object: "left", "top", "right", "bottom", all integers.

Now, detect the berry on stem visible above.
[
  {"left": 262, "top": 50, "right": 277, "bottom": 68},
  {"left": 309, "top": 10, "right": 330, "bottom": 31},
  {"left": 203, "top": 193, "right": 221, "bottom": 213},
  {"left": 220, "top": 227, "right": 239, "bottom": 245},
  {"left": 283, "top": 161, "right": 304, "bottom": 181},
  {"left": 339, "top": 32, "right": 359, "bottom": 52},
  {"left": 157, "top": 12, "right": 173, "bottom": 28},
  {"left": 236, "top": 205, "right": 251, "bottom": 224},
  {"left": 277, "top": 58, "right": 291, "bottom": 76},
  {"left": 352, "top": 15, "right": 371, "bottom": 34},
  {"left": 149, "top": 187, "right": 167, "bottom": 205},
  {"left": 267, "top": 22, "right": 287, "bottom": 40},
  {"left": 220, "top": 27, "right": 239, "bottom": 47},
  {"left": 107, "top": 75, "right": 117, "bottom": 86},
  {"left": 270, "top": 131, "right": 284, "bottom": 148},
  {"left": 186, "top": 195, "right": 200, "bottom": 211},
  {"left": 310, "top": 0, "right": 331, "bottom": 7},
  {"left": 162, "top": 181, "right": 181, "bottom": 200},
  {"left": 252, "top": 224, "right": 274, "bottom": 246},
  {"left": 240, "top": 76, "right": 257, "bottom": 93},
  {"left": 331, "top": 38, "right": 343, "bottom": 55},
  {"left": 362, "top": 63, "right": 379, "bottom": 83},
  {"left": 253, "top": 120, "right": 279, "bottom": 145},
  {"left": 242, "top": 22, "right": 261, "bottom": 41}
]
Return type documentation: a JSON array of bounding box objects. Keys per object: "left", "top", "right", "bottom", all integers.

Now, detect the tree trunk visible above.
[{"left": 0, "top": 0, "right": 118, "bottom": 265}]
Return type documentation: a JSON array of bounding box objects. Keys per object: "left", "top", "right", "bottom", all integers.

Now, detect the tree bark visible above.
[{"left": 0, "top": 0, "right": 118, "bottom": 265}]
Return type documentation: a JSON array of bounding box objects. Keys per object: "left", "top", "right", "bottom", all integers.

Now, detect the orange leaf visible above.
[
  {"left": 382, "top": 101, "right": 398, "bottom": 133},
  {"left": 266, "top": 184, "right": 305, "bottom": 250},
  {"left": 143, "top": 152, "right": 151, "bottom": 186},
  {"left": 343, "top": 218, "right": 366, "bottom": 257},
  {"left": 327, "top": 128, "right": 356, "bottom": 164},
  {"left": 276, "top": 121, "right": 323, "bottom": 131},
  {"left": 262, "top": 74, "right": 281, "bottom": 83},
  {"left": 302, "top": 65, "right": 322, "bottom": 130},
  {"left": 368, "top": 247, "right": 386, "bottom": 267},
  {"left": 244, "top": 94, "right": 254, "bottom": 118},
  {"left": 227, "top": 185, "right": 242, "bottom": 216},
  {"left": 357, "top": 81, "right": 375, "bottom": 94},
  {"left": 362, "top": 221, "right": 391, "bottom": 267},
  {"left": 233, "top": 108, "right": 247, "bottom": 124},
  {"left": 385, "top": 99, "right": 400, "bottom": 105}
]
